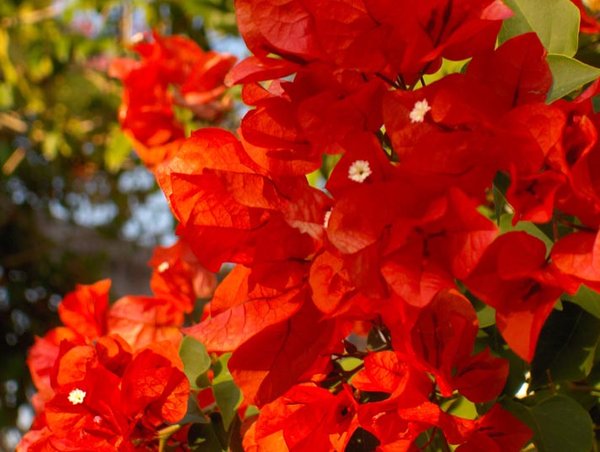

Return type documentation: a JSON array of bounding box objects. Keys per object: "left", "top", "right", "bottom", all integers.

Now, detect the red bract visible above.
[
  {"left": 238, "top": 66, "right": 387, "bottom": 175},
  {"left": 552, "top": 230, "right": 600, "bottom": 283},
  {"left": 401, "top": 290, "right": 508, "bottom": 402},
  {"left": 228, "top": 302, "right": 348, "bottom": 406},
  {"left": 456, "top": 405, "right": 532, "bottom": 452},
  {"left": 384, "top": 33, "right": 557, "bottom": 200},
  {"left": 252, "top": 384, "right": 358, "bottom": 451},
  {"left": 27, "top": 327, "right": 82, "bottom": 405},
  {"left": 107, "top": 295, "right": 183, "bottom": 350},
  {"left": 120, "top": 344, "right": 189, "bottom": 428},
  {"left": 110, "top": 32, "right": 236, "bottom": 168},
  {"left": 465, "top": 231, "right": 579, "bottom": 361},
  {"left": 184, "top": 262, "right": 306, "bottom": 352},
  {"left": 235, "top": 0, "right": 510, "bottom": 82},
  {"left": 149, "top": 239, "right": 217, "bottom": 313},
  {"left": 22, "top": 339, "right": 189, "bottom": 451},
  {"left": 58, "top": 279, "right": 110, "bottom": 339},
  {"left": 160, "top": 128, "right": 329, "bottom": 271}
]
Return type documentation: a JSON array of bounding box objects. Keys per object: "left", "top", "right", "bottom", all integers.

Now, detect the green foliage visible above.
[
  {"left": 546, "top": 54, "right": 600, "bottom": 102},
  {"left": 180, "top": 336, "right": 212, "bottom": 390},
  {"left": 500, "top": 0, "right": 580, "bottom": 56},
  {"left": 565, "top": 285, "right": 600, "bottom": 319},
  {"left": 531, "top": 303, "right": 600, "bottom": 387},
  {"left": 212, "top": 353, "right": 242, "bottom": 431},
  {"left": 506, "top": 393, "right": 594, "bottom": 452}
]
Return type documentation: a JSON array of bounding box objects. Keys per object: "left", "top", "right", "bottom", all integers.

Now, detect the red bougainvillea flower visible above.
[
  {"left": 235, "top": 0, "right": 510, "bottom": 83},
  {"left": 57, "top": 279, "right": 110, "bottom": 339},
  {"left": 399, "top": 289, "right": 508, "bottom": 403},
  {"left": 21, "top": 339, "right": 189, "bottom": 451},
  {"left": 26, "top": 275, "right": 189, "bottom": 424},
  {"left": 110, "top": 31, "right": 236, "bottom": 167},
  {"left": 159, "top": 128, "right": 330, "bottom": 272},
  {"left": 456, "top": 405, "right": 532, "bottom": 452},
  {"left": 149, "top": 238, "right": 217, "bottom": 313},
  {"left": 250, "top": 384, "right": 358, "bottom": 451},
  {"left": 552, "top": 230, "right": 600, "bottom": 285},
  {"left": 107, "top": 295, "right": 184, "bottom": 350},
  {"left": 465, "top": 231, "right": 579, "bottom": 361}
]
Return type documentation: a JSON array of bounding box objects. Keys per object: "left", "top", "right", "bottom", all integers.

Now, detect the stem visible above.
[
  {"left": 376, "top": 72, "right": 402, "bottom": 89},
  {"left": 157, "top": 424, "right": 182, "bottom": 452}
]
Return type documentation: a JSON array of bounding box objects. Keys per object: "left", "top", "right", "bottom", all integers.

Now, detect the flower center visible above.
[
  {"left": 68, "top": 388, "right": 87, "bottom": 405},
  {"left": 348, "top": 160, "right": 372, "bottom": 183},
  {"left": 409, "top": 99, "right": 431, "bottom": 123}
]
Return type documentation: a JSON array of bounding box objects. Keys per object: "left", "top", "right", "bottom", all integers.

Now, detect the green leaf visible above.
[
  {"left": 505, "top": 394, "right": 594, "bottom": 452},
  {"left": 564, "top": 285, "right": 600, "bottom": 319},
  {"left": 179, "top": 393, "right": 211, "bottom": 425},
  {"left": 212, "top": 354, "right": 242, "bottom": 431},
  {"left": 442, "top": 396, "right": 478, "bottom": 420},
  {"left": 546, "top": 54, "right": 600, "bottom": 103},
  {"left": 531, "top": 303, "right": 600, "bottom": 387},
  {"left": 422, "top": 58, "right": 470, "bottom": 85},
  {"left": 179, "top": 336, "right": 212, "bottom": 390},
  {"left": 499, "top": 0, "right": 580, "bottom": 56},
  {"left": 188, "top": 422, "right": 227, "bottom": 452},
  {"left": 476, "top": 303, "right": 496, "bottom": 328}
]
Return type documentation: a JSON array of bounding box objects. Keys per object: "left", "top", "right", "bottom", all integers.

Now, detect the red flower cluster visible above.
[
  {"left": 155, "top": 0, "right": 600, "bottom": 449},
  {"left": 110, "top": 32, "right": 236, "bottom": 168},
  {"left": 20, "top": 0, "right": 600, "bottom": 450},
  {"left": 19, "top": 241, "right": 217, "bottom": 450}
]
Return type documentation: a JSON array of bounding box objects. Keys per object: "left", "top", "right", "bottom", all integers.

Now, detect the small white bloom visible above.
[
  {"left": 323, "top": 210, "right": 332, "bottom": 229},
  {"left": 157, "top": 261, "right": 170, "bottom": 273},
  {"left": 348, "top": 160, "right": 372, "bottom": 183},
  {"left": 68, "top": 388, "right": 86, "bottom": 405},
  {"left": 409, "top": 99, "right": 431, "bottom": 123}
]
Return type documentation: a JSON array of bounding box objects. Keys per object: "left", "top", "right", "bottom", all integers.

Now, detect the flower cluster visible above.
[
  {"left": 19, "top": 0, "right": 600, "bottom": 450},
  {"left": 18, "top": 241, "right": 216, "bottom": 450},
  {"left": 109, "top": 32, "right": 236, "bottom": 168}
]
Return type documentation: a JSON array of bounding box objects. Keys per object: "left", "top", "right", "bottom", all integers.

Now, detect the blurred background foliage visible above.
[{"left": 0, "top": 1, "right": 240, "bottom": 449}]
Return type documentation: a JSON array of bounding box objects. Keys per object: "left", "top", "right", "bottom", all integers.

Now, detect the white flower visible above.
[
  {"left": 409, "top": 99, "right": 431, "bottom": 123},
  {"left": 348, "top": 160, "right": 372, "bottom": 183},
  {"left": 68, "top": 388, "right": 86, "bottom": 405}
]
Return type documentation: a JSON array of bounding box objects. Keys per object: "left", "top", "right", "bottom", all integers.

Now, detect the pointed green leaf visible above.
[
  {"left": 505, "top": 394, "right": 594, "bottom": 452},
  {"left": 212, "top": 354, "right": 242, "bottom": 431},
  {"left": 546, "top": 54, "right": 600, "bottom": 103},
  {"left": 499, "top": 0, "right": 580, "bottom": 56},
  {"left": 531, "top": 303, "right": 600, "bottom": 387},
  {"left": 180, "top": 336, "right": 212, "bottom": 390}
]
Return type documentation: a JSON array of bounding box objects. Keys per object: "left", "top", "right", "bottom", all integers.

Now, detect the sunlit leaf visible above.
[
  {"left": 499, "top": 0, "right": 580, "bottom": 56},
  {"left": 546, "top": 54, "right": 600, "bottom": 103}
]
